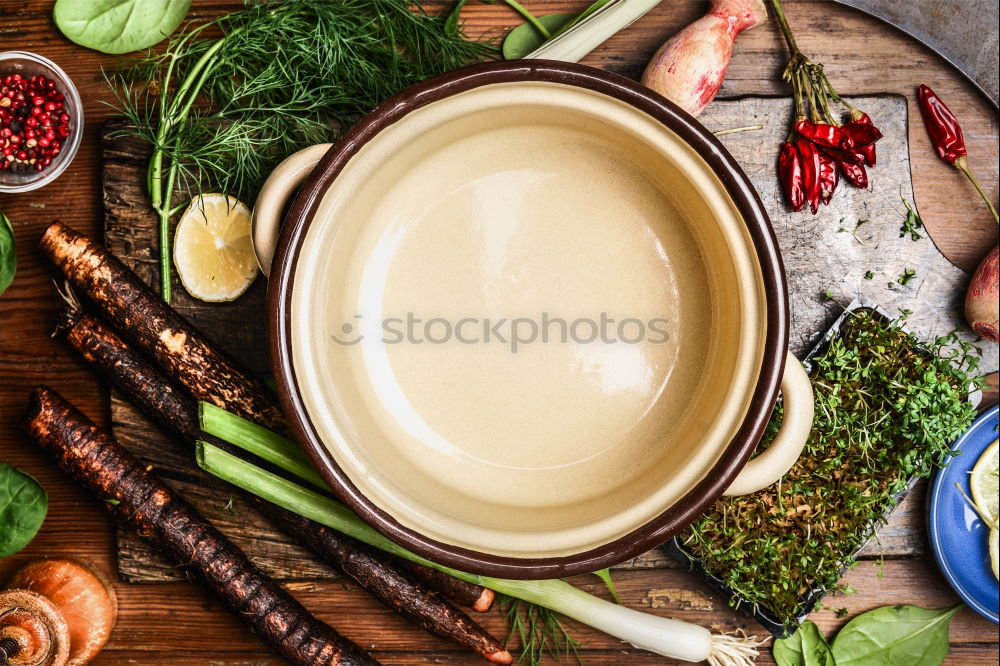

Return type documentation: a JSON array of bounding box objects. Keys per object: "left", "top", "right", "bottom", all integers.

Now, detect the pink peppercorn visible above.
[{"left": 0, "top": 71, "right": 72, "bottom": 175}]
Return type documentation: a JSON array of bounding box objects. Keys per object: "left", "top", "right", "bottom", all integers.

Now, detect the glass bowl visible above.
[{"left": 0, "top": 51, "right": 84, "bottom": 193}]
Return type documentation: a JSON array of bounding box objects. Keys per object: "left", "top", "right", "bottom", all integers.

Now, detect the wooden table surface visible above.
[{"left": 2, "top": 1, "right": 998, "bottom": 664}]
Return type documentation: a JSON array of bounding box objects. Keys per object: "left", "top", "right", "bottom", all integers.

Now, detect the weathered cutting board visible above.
[{"left": 104, "top": 94, "right": 992, "bottom": 583}]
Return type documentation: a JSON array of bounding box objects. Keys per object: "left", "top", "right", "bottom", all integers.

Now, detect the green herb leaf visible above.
[
  {"left": 900, "top": 199, "right": 924, "bottom": 241},
  {"left": 897, "top": 268, "right": 917, "bottom": 286},
  {"left": 54, "top": 0, "right": 193, "bottom": 55},
  {"left": 773, "top": 621, "right": 835, "bottom": 666},
  {"left": 864, "top": 270, "right": 874, "bottom": 280},
  {"left": 830, "top": 604, "right": 962, "bottom": 666},
  {"left": 591, "top": 567, "right": 621, "bottom": 604},
  {"left": 0, "top": 463, "right": 48, "bottom": 556},
  {"left": 0, "top": 212, "right": 15, "bottom": 296},
  {"left": 502, "top": 13, "right": 575, "bottom": 59}
]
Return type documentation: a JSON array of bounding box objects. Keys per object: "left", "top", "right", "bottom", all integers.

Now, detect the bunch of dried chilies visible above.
[{"left": 771, "top": 0, "right": 883, "bottom": 213}]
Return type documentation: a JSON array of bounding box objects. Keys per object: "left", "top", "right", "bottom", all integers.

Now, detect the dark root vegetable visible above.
[
  {"left": 22, "top": 386, "right": 377, "bottom": 666},
  {"left": 38, "top": 222, "right": 287, "bottom": 433},
  {"left": 399, "top": 561, "right": 495, "bottom": 613},
  {"left": 0, "top": 589, "right": 70, "bottom": 666},
  {"left": 5, "top": 559, "right": 117, "bottom": 666},
  {"left": 56, "top": 306, "right": 509, "bottom": 663}
]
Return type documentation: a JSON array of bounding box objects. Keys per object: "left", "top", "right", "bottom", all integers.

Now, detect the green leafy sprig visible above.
[
  {"left": 108, "top": 0, "right": 495, "bottom": 300},
  {"left": 681, "top": 310, "right": 980, "bottom": 627}
]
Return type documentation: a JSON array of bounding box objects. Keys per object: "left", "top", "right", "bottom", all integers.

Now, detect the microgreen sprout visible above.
[{"left": 681, "top": 310, "right": 980, "bottom": 627}]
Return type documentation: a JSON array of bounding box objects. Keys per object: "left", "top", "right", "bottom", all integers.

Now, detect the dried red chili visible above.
[
  {"left": 917, "top": 84, "right": 998, "bottom": 222},
  {"left": 817, "top": 144, "right": 865, "bottom": 166},
  {"left": 818, "top": 152, "right": 839, "bottom": 205},
  {"left": 842, "top": 112, "right": 882, "bottom": 166},
  {"left": 917, "top": 85, "right": 966, "bottom": 164},
  {"left": 838, "top": 159, "right": 868, "bottom": 189},
  {"left": 779, "top": 141, "right": 805, "bottom": 212},
  {"left": 795, "top": 119, "right": 852, "bottom": 151},
  {"left": 795, "top": 137, "right": 822, "bottom": 214}
]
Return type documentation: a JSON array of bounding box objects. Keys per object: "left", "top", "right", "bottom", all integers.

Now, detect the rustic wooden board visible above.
[
  {"left": 3, "top": 2, "right": 996, "bottom": 664},
  {"left": 105, "top": 94, "right": 970, "bottom": 583}
]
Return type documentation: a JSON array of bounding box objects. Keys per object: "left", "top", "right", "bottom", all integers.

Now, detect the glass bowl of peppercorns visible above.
[{"left": 0, "top": 51, "right": 82, "bottom": 192}]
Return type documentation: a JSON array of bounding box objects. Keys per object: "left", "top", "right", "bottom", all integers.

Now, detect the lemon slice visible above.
[
  {"left": 991, "top": 528, "right": 999, "bottom": 581},
  {"left": 174, "top": 194, "right": 258, "bottom": 302},
  {"left": 971, "top": 439, "right": 999, "bottom": 527}
]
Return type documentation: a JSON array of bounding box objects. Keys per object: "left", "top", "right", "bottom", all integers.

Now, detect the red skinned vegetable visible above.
[
  {"left": 779, "top": 141, "right": 805, "bottom": 212},
  {"left": 795, "top": 137, "right": 822, "bottom": 214}
]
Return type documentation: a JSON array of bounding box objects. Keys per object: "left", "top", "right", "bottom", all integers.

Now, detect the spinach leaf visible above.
[
  {"left": 831, "top": 604, "right": 962, "bottom": 666},
  {"left": 502, "top": 13, "right": 575, "bottom": 59},
  {"left": 0, "top": 212, "right": 14, "bottom": 296},
  {"left": 0, "top": 463, "right": 48, "bottom": 556},
  {"left": 773, "top": 621, "right": 836, "bottom": 666},
  {"left": 54, "top": 0, "right": 193, "bottom": 55}
]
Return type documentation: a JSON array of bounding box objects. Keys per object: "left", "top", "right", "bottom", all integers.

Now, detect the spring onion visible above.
[
  {"left": 197, "top": 406, "right": 767, "bottom": 665},
  {"left": 524, "top": 0, "right": 662, "bottom": 62}
]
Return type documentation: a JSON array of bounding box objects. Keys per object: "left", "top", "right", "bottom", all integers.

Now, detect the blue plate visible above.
[{"left": 928, "top": 404, "right": 999, "bottom": 624}]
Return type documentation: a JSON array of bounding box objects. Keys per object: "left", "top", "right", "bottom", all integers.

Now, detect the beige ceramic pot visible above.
[{"left": 254, "top": 61, "right": 813, "bottom": 579}]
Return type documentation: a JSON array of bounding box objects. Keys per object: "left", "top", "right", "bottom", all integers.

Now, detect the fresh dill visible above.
[
  {"left": 680, "top": 309, "right": 980, "bottom": 628},
  {"left": 497, "top": 569, "right": 619, "bottom": 664},
  {"left": 500, "top": 595, "right": 582, "bottom": 666},
  {"left": 107, "top": 0, "right": 495, "bottom": 300}
]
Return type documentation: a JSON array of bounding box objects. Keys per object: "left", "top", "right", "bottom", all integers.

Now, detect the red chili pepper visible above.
[
  {"left": 819, "top": 152, "right": 839, "bottom": 205},
  {"left": 842, "top": 112, "right": 882, "bottom": 166},
  {"left": 779, "top": 141, "right": 805, "bottom": 212},
  {"left": 795, "top": 119, "right": 852, "bottom": 150},
  {"left": 795, "top": 137, "right": 822, "bottom": 214},
  {"left": 917, "top": 84, "right": 998, "bottom": 222},
  {"left": 917, "top": 84, "right": 966, "bottom": 164},
  {"left": 817, "top": 144, "right": 865, "bottom": 166},
  {"left": 838, "top": 159, "right": 868, "bottom": 189}
]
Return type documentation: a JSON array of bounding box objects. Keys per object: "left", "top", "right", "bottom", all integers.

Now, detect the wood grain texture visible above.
[
  {"left": 104, "top": 93, "right": 959, "bottom": 580},
  {"left": 1, "top": 1, "right": 997, "bottom": 664}
]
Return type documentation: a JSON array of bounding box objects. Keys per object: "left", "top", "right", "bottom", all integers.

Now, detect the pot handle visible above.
[
  {"left": 251, "top": 143, "right": 333, "bottom": 277},
  {"left": 724, "top": 351, "right": 813, "bottom": 496}
]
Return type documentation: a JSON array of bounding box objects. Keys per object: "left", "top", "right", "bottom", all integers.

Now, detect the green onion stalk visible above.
[{"left": 198, "top": 403, "right": 766, "bottom": 666}]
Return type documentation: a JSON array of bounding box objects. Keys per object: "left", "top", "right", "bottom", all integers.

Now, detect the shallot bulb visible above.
[
  {"left": 965, "top": 244, "right": 999, "bottom": 342},
  {"left": 641, "top": 0, "right": 767, "bottom": 117}
]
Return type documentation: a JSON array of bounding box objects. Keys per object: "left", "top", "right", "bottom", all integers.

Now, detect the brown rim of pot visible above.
[{"left": 268, "top": 59, "right": 788, "bottom": 579}]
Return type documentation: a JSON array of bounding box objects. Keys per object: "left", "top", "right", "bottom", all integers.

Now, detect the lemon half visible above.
[{"left": 174, "top": 194, "right": 258, "bottom": 302}]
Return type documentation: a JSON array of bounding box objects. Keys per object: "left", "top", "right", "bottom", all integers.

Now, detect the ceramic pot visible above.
[{"left": 253, "top": 60, "right": 813, "bottom": 579}]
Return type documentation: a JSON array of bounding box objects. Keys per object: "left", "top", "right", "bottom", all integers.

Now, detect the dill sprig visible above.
[
  {"left": 499, "top": 595, "right": 582, "bottom": 666},
  {"left": 681, "top": 309, "right": 981, "bottom": 628},
  {"left": 107, "top": 0, "right": 495, "bottom": 300}
]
